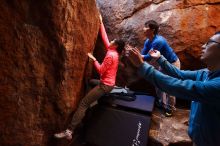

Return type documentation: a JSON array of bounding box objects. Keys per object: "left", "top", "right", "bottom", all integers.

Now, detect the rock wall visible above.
[{"left": 0, "top": 0, "right": 99, "bottom": 146}]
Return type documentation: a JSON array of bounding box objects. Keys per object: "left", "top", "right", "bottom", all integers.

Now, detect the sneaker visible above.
[
  {"left": 165, "top": 108, "right": 173, "bottom": 117},
  {"left": 54, "top": 129, "right": 73, "bottom": 140}
]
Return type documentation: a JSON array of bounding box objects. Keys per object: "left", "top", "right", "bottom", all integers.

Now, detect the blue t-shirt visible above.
[{"left": 141, "top": 35, "right": 178, "bottom": 63}]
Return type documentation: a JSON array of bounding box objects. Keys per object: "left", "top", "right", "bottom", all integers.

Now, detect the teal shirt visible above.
[{"left": 138, "top": 56, "right": 220, "bottom": 146}]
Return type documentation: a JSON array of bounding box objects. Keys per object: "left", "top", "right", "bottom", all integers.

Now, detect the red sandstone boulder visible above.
[{"left": 0, "top": 0, "right": 99, "bottom": 145}]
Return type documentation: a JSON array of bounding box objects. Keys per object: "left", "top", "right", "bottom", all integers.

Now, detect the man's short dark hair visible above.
[
  {"left": 114, "top": 39, "right": 125, "bottom": 54},
  {"left": 145, "top": 20, "right": 159, "bottom": 35}
]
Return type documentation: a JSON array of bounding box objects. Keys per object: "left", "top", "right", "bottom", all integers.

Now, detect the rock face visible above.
[
  {"left": 97, "top": 0, "right": 220, "bottom": 71},
  {"left": 0, "top": 0, "right": 99, "bottom": 146}
]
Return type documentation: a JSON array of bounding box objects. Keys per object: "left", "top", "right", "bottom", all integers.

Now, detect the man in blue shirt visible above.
[
  {"left": 141, "top": 20, "right": 180, "bottom": 116},
  {"left": 128, "top": 32, "right": 220, "bottom": 146}
]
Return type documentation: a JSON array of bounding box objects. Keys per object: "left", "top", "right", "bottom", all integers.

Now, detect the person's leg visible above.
[
  {"left": 164, "top": 93, "right": 174, "bottom": 117},
  {"left": 68, "top": 84, "right": 113, "bottom": 131},
  {"left": 166, "top": 59, "right": 181, "bottom": 108},
  {"left": 167, "top": 94, "right": 176, "bottom": 109},
  {"left": 85, "top": 79, "right": 100, "bottom": 94},
  {"left": 155, "top": 87, "right": 165, "bottom": 108},
  {"left": 164, "top": 59, "right": 181, "bottom": 116},
  {"left": 153, "top": 63, "right": 165, "bottom": 108},
  {"left": 54, "top": 83, "right": 113, "bottom": 140},
  {"left": 155, "top": 88, "right": 173, "bottom": 117}
]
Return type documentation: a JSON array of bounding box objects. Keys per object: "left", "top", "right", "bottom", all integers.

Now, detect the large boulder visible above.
[{"left": 0, "top": 0, "right": 99, "bottom": 146}]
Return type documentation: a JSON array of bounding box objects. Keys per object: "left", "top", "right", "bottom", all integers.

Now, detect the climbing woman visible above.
[{"left": 54, "top": 15, "right": 125, "bottom": 140}]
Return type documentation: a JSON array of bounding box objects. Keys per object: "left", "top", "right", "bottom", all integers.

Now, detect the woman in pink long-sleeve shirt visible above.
[
  {"left": 90, "top": 21, "right": 125, "bottom": 86},
  {"left": 54, "top": 16, "right": 125, "bottom": 140}
]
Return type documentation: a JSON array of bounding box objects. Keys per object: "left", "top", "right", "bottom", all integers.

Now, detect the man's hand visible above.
[
  {"left": 149, "top": 49, "right": 161, "bottom": 59},
  {"left": 128, "top": 48, "right": 144, "bottom": 68},
  {"left": 88, "top": 53, "right": 96, "bottom": 61}
]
